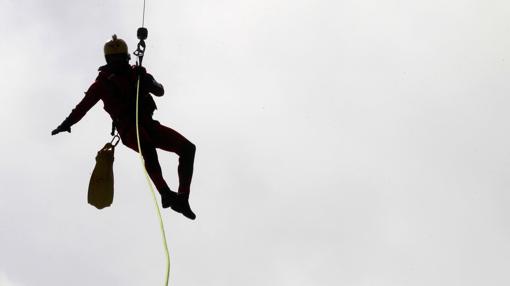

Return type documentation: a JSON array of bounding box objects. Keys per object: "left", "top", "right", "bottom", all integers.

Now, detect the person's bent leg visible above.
[
  {"left": 152, "top": 122, "right": 196, "bottom": 198},
  {"left": 177, "top": 142, "right": 195, "bottom": 198},
  {"left": 150, "top": 122, "right": 196, "bottom": 219}
]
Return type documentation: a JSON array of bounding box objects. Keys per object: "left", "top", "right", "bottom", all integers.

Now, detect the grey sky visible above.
[{"left": 1, "top": 0, "right": 510, "bottom": 285}]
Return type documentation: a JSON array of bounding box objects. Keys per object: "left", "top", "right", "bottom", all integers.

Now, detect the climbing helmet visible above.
[{"left": 104, "top": 34, "right": 128, "bottom": 56}]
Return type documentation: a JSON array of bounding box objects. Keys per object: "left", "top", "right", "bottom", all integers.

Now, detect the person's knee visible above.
[{"left": 181, "top": 142, "right": 196, "bottom": 158}]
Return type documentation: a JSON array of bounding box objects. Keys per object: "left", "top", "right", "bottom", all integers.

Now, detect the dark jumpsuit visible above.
[{"left": 61, "top": 64, "right": 195, "bottom": 197}]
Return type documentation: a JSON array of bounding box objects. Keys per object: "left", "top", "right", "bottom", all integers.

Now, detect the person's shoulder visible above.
[
  {"left": 95, "top": 65, "right": 114, "bottom": 81},
  {"left": 87, "top": 66, "right": 114, "bottom": 93}
]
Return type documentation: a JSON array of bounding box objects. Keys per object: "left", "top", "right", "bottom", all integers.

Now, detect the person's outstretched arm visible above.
[{"left": 51, "top": 82, "right": 102, "bottom": 135}]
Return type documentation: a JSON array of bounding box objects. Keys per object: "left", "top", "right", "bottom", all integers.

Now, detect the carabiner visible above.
[
  {"left": 110, "top": 134, "right": 121, "bottom": 147},
  {"left": 133, "top": 27, "right": 148, "bottom": 66}
]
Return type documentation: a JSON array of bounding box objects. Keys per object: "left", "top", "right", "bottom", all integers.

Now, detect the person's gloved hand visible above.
[
  {"left": 133, "top": 65, "right": 147, "bottom": 76},
  {"left": 142, "top": 73, "right": 164, "bottom": 96},
  {"left": 142, "top": 73, "right": 155, "bottom": 86},
  {"left": 51, "top": 124, "right": 71, "bottom": 135}
]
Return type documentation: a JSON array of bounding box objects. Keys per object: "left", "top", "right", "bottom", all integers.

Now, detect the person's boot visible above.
[
  {"left": 171, "top": 194, "right": 196, "bottom": 220},
  {"left": 161, "top": 188, "right": 178, "bottom": 209}
]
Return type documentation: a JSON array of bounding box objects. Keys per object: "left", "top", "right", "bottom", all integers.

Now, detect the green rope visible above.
[
  {"left": 134, "top": 0, "right": 170, "bottom": 284},
  {"left": 135, "top": 76, "right": 171, "bottom": 286}
]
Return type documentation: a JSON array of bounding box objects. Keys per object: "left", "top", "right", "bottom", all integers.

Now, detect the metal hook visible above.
[{"left": 133, "top": 27, "right": 148, "bottom": 66}]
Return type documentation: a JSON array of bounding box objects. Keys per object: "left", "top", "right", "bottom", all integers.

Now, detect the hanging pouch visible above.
[{"left": 88, "top": 135, "right": 120, "bottom": 209}]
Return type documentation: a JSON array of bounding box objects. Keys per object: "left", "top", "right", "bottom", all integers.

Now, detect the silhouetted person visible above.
[{"left": 52, "top": 35, "right": 196, "bottom": 220}]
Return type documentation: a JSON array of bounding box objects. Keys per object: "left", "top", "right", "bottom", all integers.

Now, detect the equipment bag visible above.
[{"left": 88, "top": 142, "right": 116, "bottom": 209}]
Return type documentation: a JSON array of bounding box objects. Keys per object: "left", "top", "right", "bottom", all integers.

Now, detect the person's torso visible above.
[{"left": 96, "top": 65, "right": 157, "bottom": 129}]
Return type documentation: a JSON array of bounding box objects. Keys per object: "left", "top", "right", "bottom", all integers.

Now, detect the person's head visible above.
[{"left": 104, "top": 34, "right": 130, "bottom": 65}]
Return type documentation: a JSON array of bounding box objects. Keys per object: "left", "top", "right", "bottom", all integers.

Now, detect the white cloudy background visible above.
[{"left": 1, "top": 0, "right": 510, "bottom": 285}]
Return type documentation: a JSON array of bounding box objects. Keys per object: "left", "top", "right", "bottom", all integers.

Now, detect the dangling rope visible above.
[
  {"left": 134, "top": 1, "right": 171, "bottom": 285},
  {"left": 142, "top": 0, "right": 146, "bottom": 27}
]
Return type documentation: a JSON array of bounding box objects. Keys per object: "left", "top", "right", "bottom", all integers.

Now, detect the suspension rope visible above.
[
  {"left": 134, "top": 0, "right": 171, "bottom": 285},
  {"left": 142, "top": 0, "right": 147, "bottom": 27},
  {"left": 135, "top": 77, "right": 171, "bottom": 286}
]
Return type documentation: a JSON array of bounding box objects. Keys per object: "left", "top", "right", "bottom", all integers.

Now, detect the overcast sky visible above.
[{"left": 1, "top": 0, "right": 510, "bottom": 285}]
